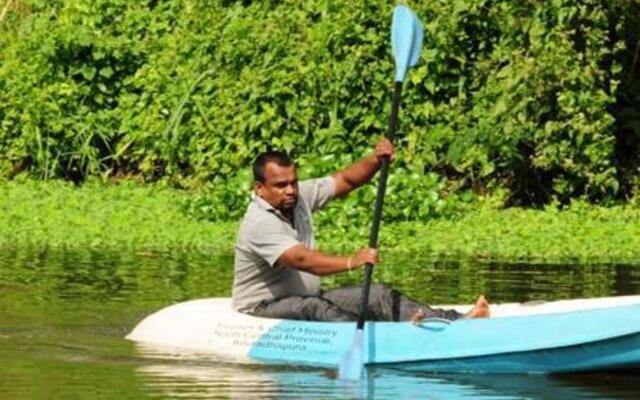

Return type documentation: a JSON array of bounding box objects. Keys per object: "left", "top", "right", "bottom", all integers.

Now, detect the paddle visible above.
[{"left": 338, "top": 5, "right": 424, "bottom": 381}]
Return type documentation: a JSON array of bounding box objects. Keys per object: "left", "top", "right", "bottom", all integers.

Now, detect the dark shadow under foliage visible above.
[{"left": 612, "top": 1, "right": 640, "bottom": 200}]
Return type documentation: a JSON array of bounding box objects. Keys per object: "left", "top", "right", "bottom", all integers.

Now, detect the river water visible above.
[{"left": 1, "top": 247, "right": 640, "bottom": 399}]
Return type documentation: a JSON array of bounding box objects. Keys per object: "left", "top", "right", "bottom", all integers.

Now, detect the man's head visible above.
[{"left": 253, "top": 151, "right": 298, "bottom": 212}]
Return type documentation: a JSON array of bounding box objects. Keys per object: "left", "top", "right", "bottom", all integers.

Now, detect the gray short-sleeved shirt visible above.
[{"left": 232, "top": 176, "right": 336, "bottom": 312}]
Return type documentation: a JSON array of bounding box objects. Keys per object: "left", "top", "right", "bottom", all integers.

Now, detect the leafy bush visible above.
[{"left": 1, "top": 0, "right": 638, "bottom": 219}]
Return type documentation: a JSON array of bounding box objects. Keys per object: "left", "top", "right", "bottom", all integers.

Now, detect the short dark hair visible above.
[{"left": 253, "top": 151, "right": 294, "bottom": 183}]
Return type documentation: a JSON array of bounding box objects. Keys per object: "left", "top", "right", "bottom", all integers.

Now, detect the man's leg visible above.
[
  {"left": 322, "top": 284, "right": 463, "bottom": 321},
  {"left": 250, "top": 295, "right": 359, "bottom": 321}
]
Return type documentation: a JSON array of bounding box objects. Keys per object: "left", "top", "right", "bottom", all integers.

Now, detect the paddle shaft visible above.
[{"left": 356, "top": 81, "right": 403, "bottom": 330}]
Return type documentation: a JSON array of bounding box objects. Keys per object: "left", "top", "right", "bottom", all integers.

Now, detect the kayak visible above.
[{"left": 126, "top": 295, "right": 640, "bottom": 374}]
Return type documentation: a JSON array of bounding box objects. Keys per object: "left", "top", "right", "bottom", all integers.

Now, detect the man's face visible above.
[{"left": 255, "top": 162, "right": 299, "bottom": 212}]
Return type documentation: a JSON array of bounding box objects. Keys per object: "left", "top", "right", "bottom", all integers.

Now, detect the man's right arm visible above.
[
  {"left": 277, "top": 245, "right": 378, "bottom": 276},
  {"left": 332, "top": 138, "right": 394, "bottom": 198}
]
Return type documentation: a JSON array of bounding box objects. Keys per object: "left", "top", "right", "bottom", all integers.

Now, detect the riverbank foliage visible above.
[
  {"left": 0, "top": 179, "right": 234, "bottom": 252},
  {"left": 3, "top": 180, "right": 640, "bottom": 264},
  {"left": 1, "top": 0, "right": 639, "bottom": 216}
]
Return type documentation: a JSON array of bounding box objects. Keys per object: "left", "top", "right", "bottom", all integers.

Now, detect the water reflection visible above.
[
  {"left": 2, "top": 248, "right": 640, "bottom": 399},
  {"left": 133, "top": 353, "right": 640, "bottom": 400},
  {"left": 3, "top": 247, "right": 640, "bottom": 307},
  {"left": 0, "top": 247, "right": 235, "bottom": 307},
  {"left": 135, "top": 361, "right": 513, "bottom": 399}
]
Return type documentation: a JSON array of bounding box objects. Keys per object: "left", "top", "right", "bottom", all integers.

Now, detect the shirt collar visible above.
[{"left": 251, "top": 191, "right": 287, "bottom": 220}]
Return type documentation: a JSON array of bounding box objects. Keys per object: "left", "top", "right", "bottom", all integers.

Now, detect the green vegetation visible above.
[
  {"left": 3, "top": 180, "right": 640, "bottom": 264},
  {"left": 0, "top": 179, "right": 235, "bottom": 252},
  {"left": 1, "top": 0, "right": 639, "bottom": 212},
  {"left": 1, "top": 1, "right": 639, "bottom": 265}
]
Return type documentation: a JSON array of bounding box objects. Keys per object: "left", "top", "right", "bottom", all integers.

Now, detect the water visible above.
[{"left": 1, "top": 247, "right": 640, "bottom": 399}]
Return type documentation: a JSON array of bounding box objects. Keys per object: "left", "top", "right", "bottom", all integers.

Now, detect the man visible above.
[{"left": 232, "top": 138, "right": 489, "bottom": 322}]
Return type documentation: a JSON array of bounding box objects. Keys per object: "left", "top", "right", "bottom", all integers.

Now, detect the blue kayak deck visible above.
[
  {"left": 127, "top": 296, "right": 640, "bottom": 374},
  {"left": 246, "top": 302, "right": 640, "bottom": 373}
]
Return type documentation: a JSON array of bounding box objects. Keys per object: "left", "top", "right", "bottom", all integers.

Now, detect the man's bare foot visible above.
[
  {"left": 410, "top": 308, "right": 426, "bottom": 325},
  {"left": 464, "top": 295, "right": 491, "bottom": 318}
]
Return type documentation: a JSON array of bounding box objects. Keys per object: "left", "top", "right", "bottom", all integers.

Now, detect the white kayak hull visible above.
[{"left": 126, "top": 295, "right": 640, "bottom": 374}]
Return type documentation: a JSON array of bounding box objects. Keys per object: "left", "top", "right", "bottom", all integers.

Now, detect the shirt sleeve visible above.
[
  {"left": 298, "top": 176, "right": 336, "bottom": 213},
  {"left": 245, "top": 217, "right": 302, "bottom": 267}
]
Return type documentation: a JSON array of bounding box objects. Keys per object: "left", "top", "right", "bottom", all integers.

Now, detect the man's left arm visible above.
[{"left": 332, "top": 138, "right": 394, "bottom": 198}]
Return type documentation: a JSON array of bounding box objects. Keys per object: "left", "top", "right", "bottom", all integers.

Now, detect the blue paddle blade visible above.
[
  {"left": 409, "top": 10, "right": 424, "bottom": 67},
  {"left": 392, "top": 5, "right": 424, "bottom": 82},
  {"left": 337, "top": 329, "right": 364, "bottom": 380}
]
